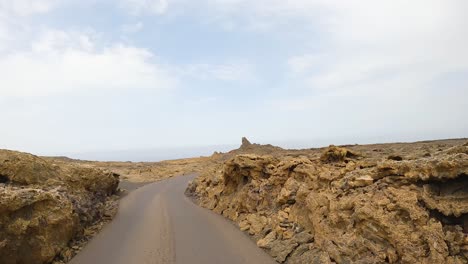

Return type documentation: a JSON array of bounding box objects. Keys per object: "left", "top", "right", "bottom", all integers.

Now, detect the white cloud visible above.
[
  {"left": 0, "top": 0, "right": 65, "bottom": 54},
  {"left": 180, "top": 62, "right": 253, "bottom": 81},
  {"left": 277, "top": 0, "right": 468, "bottom": 102},
  {"left": 31, "top": 29, "right": 95, "bottom": 53},
  {"left": 120, "top": 0, "right": 168, "bottom": 15},
  {"left": 0, "top": 29, "right": 176, "bottom": 96},
  {"left": 171, "top": 0, "right": 468, "bottom": 98},
  {"left": 196, "top": 0, "right": 468, "bottom": 140},
  {"left": 0, "top": 23, "right": 7, "bottom": 51},
  {"left": 288, "top": 54, "right": 324, "bottom": 75},
  {"left": 0, "top": 1, "right": 175, "bottom": 97},
  {"left": 0, "top": 0, "right": 58, "bottom": 16},
  {"left": 121, "top": 21, "right": 144, "bottom": 33}
]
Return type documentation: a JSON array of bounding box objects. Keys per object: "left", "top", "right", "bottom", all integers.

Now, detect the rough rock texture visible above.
[
  {"left": 0, "top": 150, "right": 119, "bottom": 264},
  {"left": 188, "top": 139, "right": 468, "bottom": 263}
]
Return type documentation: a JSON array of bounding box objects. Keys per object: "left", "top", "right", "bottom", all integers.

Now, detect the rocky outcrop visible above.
[
  {"left": 188, "top": 140, "right": 468, "bottom": 263},
  {"left": 241, "top": 137, "right": 252, "bottom": 148},
  {"left": 320, "top": 145, "right": 360, "bottom": 163},
  {"left": 233, "top": 137, "right": 284, "bottom": 156},
  {"left": 0, "top": 187, "right": 78, "bottom": 264},
  {"left": 0, "top": 150, "right": 119, "bottom": 264}
]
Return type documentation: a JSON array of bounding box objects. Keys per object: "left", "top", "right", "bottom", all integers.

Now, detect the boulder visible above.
[
  {"left": 0, "top": 187, "right": 78, "bottom": 264},
  {"left": 0, "top": 149, "right": 119, "bottom": 264},
  {"left": 320, "top": 145, "right": 359, "bottom": 163},
  {"left": 0, "top": 150, "right": 60, "bottom": 185}
]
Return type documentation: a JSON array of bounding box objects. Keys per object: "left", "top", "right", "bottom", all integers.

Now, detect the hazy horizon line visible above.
[{"left": 34, "top": 136, "right": 468, "bottom": 163}]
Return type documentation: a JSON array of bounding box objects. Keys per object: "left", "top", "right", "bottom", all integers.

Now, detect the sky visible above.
[{"left": 0, "top": 0, "right": 467, "bottom": 160}]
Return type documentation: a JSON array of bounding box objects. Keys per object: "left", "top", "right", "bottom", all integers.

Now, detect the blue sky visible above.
[{"left": 0, "top": 0, "right": 467, "bottom": 158}]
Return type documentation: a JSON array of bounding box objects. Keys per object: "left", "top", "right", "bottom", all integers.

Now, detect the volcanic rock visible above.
[
  {"left": 241, "top": 137, "right": 252, "bottom": 148},
  {"left": 188, "top": 139, "right": 468, "bottom": 263},
  {"left": 0, "top": 150, "right": 119, "bottom": 264}
]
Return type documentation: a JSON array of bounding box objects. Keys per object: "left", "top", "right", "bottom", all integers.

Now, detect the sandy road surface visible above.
[{"left": 70, "top": 175, "right": 276, "bottom": 264}]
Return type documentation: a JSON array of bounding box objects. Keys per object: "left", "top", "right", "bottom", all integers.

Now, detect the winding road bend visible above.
[{"left": 70, "top": 175, "right": 276, "bottom": 264}]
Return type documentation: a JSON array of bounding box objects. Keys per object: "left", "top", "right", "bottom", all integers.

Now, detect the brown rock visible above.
[
  {"left": 0, "top": 149, "right": 119, "bottom": 264},
  {"left": 239, "top": 220, "right": 250, "bottom": 231},
  {"left": 0, "top": 188, "right": 78, "bottom": 264},
  {"left": 269, "top": 239, "right": 299, "bottom": 263},
  {"left": 241, "top": 137, "right": 252, "bottom": 148},
  {"left": 277, "top": 178, "right": 301, "bottom": 204},
  {"left": 188, "top": 139, "right": 468, "bottom": 263},
  {"left": 320, "top": 145, "right": 359, "bottom": 163},
  {"left": 0, "top": 150, "right": 60, "bottom": 185},
  {"left": 246, "top": 214, "right": 267, "bottom": 235},
  {"left": 257, "top": 231, "right": 277, "bottom": 248}
]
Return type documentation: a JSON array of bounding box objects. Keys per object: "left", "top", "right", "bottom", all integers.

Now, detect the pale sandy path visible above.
[{"left": 70, "top": 175, "right": 276, "bottom": 264}]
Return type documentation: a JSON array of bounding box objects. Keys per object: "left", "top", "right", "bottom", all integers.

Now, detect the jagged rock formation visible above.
[
  {"left": 0, "top": 150, "right": 119, "bottom": 264},
  {"left": 187, "top": 139, "right": 468, "bottom": 263},
  {"left": 241, "top": 137, "right": 252, "bottom": 148}
]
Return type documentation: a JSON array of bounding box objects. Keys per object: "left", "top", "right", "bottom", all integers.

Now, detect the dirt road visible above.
[{"left": 70, "top": 175, "right": 276, "bottom": 264}]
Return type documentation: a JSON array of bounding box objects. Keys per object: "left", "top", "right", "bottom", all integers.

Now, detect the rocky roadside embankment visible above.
[
  {"left": 0, "top": 150, "right": 119, "bottom": 264},
  {"left": 187, "top": 139, "right": 468, "bottom": 263}
]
